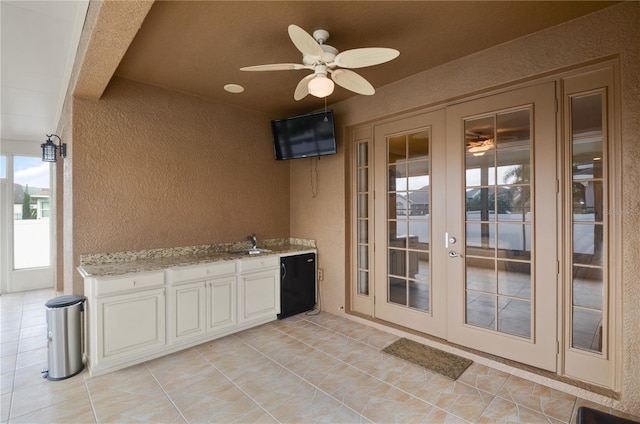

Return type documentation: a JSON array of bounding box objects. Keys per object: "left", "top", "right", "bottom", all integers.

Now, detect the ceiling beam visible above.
[{"left": 73, "top": 0, "right": 154, "bottom": 100}]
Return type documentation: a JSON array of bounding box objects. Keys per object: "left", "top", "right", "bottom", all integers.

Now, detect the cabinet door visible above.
[
  {"left": 171, "top": 282, "right": 206, "bottom": 342},
  {"left": 207, "top": 276, "right": 236, "bottom": 332},
  {"left": 98, "top": 289, "right": 165, "bottom": 360},
  {"left": 240, "top": 268, "right": 280, "bottom": 324}
]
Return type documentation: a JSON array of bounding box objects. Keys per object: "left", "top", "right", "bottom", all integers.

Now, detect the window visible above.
[
  {"left": 356, "top": 141, "right": 370, "bottom": 296},
  {"left": 569, "top": 91, "right": 606, "bottom": 353},
  {"left": 562, "top": 65, "right": 617, "bottom": 387}
]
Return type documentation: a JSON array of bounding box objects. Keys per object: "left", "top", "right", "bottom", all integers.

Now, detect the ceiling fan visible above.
[
  {"left": 240, "top": 24, "right": 400, "bottom": 100},
  {"left": 466, "top": 134, "right": 495, "bottom": 157}
]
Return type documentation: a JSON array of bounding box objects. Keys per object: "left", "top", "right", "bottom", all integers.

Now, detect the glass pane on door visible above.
[
  {"left": 387, "top": 130, "right": 431, "bottom": 312},
  {"left": 464, "top": 109, "right": 533, "bottom": 338},
  {"left": 569, "top": 92, "right": 606, "bottom": 353},
  {"left": 13, "top": 157, "right": 51, "bottom": 269},
  {"left": 356, "top": 142, "right": 370, "bottom": 296}
]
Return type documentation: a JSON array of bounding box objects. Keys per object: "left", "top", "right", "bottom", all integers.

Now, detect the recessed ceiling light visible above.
[{"left": 224, "top": 84, "right": 244, "bottom": 93}]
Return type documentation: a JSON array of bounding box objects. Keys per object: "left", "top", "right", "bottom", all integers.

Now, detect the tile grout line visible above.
[
  {"left": 452, "top": 362, "right": 577, "bottom": 423},
  {"left": 81, "top": 373, "right": 99, "bottom": 424},
  {"left": 262, "top": 319, "right": 469, "bottom": 423},
  {"left": 300, "top": 315, "right": 580, "bottom": 424},
  {"left": 4, "top": 291, "right": 597, "bottom": 424},
  {"left": 472, "top": 373, "right": 514, "bottom": 424},
  {"left": 567, "top": 399, "right": 580, "bottom": 424},
  {"left": 5, "top": 292, "right": 25, "bottom": 423},
  {"left": 4, "top": 291, "right": 62, "bottom": 423},
  {"left": 290, "top": 316, "right": 476, "bottom": 422},
  {"left": 541, "top": 393, "right": 578, "bottom": 424},
  {"left": 143, "top": 361, "right": 189, "bottom": 424},
  {"left": 193, "top": 344, "right": 283, "bottom": 424},
  {"left": 227, "top": 332, "right": 374, "bottom": 424}
]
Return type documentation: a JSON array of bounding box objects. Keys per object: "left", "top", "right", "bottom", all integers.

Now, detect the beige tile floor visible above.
[{"left": 2, "top": 289, "right": 638, "bottom": 423}]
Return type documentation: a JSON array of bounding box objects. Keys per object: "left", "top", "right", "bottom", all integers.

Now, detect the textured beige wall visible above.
[
  {"left": 289, "top": 2, "right": 639, "bottom": 413},
  {"left": 74, "top": 0, "right": 153, "bottom": 100},
  {"left": 58, "top": 0, "right": 103, "bottom": 295},
  {"left": 289, "top": 148, "right": 346, "bottom": 314},
  {"left": 72, "top": 77, "right": 289, "bottom": 292}
]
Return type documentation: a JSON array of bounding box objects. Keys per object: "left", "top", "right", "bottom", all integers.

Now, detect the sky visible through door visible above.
[{"left": 12, "top": 156, "right": 51, "bottom": 269}]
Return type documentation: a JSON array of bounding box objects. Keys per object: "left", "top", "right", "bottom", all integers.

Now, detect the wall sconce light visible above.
[{"left": 41, "top": 134, "right": 66, "bottom": 162}]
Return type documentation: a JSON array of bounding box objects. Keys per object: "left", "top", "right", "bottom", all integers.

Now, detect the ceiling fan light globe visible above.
[{"left": 308, "top": 75, "right": 334, "bottom": 98}]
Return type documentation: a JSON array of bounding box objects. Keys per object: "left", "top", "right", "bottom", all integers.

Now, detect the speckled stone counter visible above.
[{"left": 77, "top": 238, "right": 316, "bottom": 278}]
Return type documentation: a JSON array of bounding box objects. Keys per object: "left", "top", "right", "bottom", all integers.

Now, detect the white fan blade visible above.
[
  {"left": 294, "top": 74, "right": 315, "bottom": 100},
  {"left": 333, "top": 47, "right": 400, "bottom": 69},
  {"left": 288, "top": 24, "right": 323, "bottom": 58},
  {"left": 330, "top": 69, "right": 375, "bottom": 95},
  {"left": 240, "top": 63, "right": 308, "bottom": 71}
]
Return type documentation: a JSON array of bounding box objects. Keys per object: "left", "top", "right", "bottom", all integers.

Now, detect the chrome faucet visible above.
[{"left": 248, "top": 234, "right": 257, "bottom": 249}]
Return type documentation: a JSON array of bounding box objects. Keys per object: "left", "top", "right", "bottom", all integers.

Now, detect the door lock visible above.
[{"left": 445, "top": 232, "right": 457, "bottom": 248}]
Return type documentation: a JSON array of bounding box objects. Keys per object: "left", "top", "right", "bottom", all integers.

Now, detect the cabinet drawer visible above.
[
  {"left": 168, "top": 261, "right": 236, "bottom": 283},
  {"left": 238, "top": 256, "right": 278, "bottom": 273},
  {"left": 95, "top": 271, "right": 165, "bottom": 296}
]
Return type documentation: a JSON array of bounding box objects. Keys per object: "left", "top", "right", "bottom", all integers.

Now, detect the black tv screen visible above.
[{"left": 271, "top": 110, "right": 336, "bottom": 160}]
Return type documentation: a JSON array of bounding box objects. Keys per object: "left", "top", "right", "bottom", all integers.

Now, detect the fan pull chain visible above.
[{"left": 323, "top": 97, "right": 328, "bottom": 122}]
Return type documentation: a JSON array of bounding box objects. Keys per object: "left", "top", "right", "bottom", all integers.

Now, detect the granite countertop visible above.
[{"left": 77, "top": 238, "right": 316, "bottom": 278}]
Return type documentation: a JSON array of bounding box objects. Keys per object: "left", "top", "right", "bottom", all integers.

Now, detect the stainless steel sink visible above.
[
  {"left": 231, "top": 248, "right": 272, "bottom": 255},
  {"left": 247, "top": 248, "right": 271, "bottom": 255}
]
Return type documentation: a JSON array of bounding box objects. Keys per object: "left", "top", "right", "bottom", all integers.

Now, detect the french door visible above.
[
  {"left": 371, "top": 82, "right": 558, "bottom": 371},
  {"left": 373, "top": 110, "right": 447, "bottom": 338},
  {"left": 444, "top": 83, "right": 557, "bottom": 371}
]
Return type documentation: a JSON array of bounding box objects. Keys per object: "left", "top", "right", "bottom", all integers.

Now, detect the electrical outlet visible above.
[{"left": 317, "top": 269, "right": 324, "bottom": 281}]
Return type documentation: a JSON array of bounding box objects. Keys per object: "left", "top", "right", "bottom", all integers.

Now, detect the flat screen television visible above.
[{"left": 271, "top": 110, "right": 336, "bottom": 160}]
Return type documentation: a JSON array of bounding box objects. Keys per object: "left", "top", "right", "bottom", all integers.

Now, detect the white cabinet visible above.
[
  {"left": 84, "top": 271, "right": 165, "bottom": 375},
  {"left": 98, "top": 289, "right": 166, "bottom": 358},
  {"left": 83, "top": 253, "right": 290, "bottom": 376},
  {"left": 170, "top": 282, "right": 206, "bottom": 342},
  {"left": 167, "top": 261, "right": 236, "bottom": 343},
  {"left": 238, "top": 256, "right": 280, "bottom": 324},
  {"left": 207, "top": 275, "right": 236, "bottom": 332}
]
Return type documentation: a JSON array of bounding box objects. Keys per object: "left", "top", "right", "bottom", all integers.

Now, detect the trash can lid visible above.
[{"left": 45, "top": 295, "right": 86, "bottom": 308}]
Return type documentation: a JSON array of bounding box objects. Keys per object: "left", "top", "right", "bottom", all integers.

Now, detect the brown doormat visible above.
[{"left": 382, "top": 338, "right": 473, "bottom": 380}]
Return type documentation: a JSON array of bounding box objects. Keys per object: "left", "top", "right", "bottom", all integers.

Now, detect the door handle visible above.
[{"left": 448, "top": 251, "right": 462, "bottom": 258}]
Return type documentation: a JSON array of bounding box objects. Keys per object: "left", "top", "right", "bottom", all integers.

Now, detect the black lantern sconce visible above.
[{"left": 41, "top": 134, "right": 66, "bottom": 162}]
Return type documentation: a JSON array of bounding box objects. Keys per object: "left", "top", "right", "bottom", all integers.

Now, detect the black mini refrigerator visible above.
[{"left": 278, "top": 253, "right": 316, "bottom": 319}]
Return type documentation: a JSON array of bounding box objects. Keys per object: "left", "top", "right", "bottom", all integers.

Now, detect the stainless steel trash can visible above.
[{"left": 43, "top": 295, "right": 86, "bottom": 380}]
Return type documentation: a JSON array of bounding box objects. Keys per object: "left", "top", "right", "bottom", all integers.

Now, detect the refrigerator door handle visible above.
[{"left": 281, "top": 263, "right": 287, "bottom": 280}]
